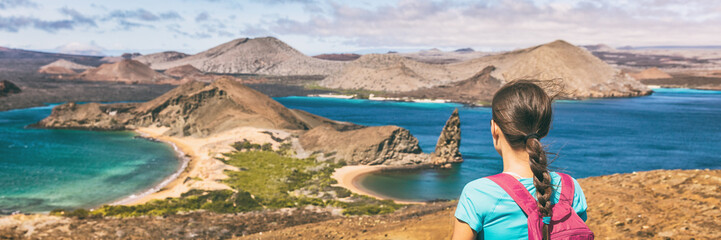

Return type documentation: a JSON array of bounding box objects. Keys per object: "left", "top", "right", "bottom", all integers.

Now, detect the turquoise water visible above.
[
  {"left": 276, "top": 88, "right": 721, "bottom": 201},
  {"left": 0, "top": 105, "right": 180, "bottom": 213}
]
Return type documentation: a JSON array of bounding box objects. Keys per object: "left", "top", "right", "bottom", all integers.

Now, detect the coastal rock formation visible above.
[
  {"left": 78, "top": 59, "right": 173, "bottom": 84},
  {"left": 34, "top": 102, "right": 134, "bottom": 130},
  {"left": 145, "top": 37, "right": 346, "bottom": 76},
  {"left": 0, "top": 80, "right": 21, "bottom": 97},
  {"left": 132, "top": 51, "right": 189, "bottom": 67},
  {"left": 628, "top": 67, "right": 672, "bottom": 80},
  {"left": 299, "top": 124, "right": 427, "bottom": 165},
  {"left": 431, "top": 109, "right": 462, "bottom": 166},
  {"left": 35, "top": 78, "right": 455, "bottom": 166}
]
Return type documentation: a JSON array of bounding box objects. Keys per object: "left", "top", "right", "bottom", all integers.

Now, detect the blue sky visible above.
[{"left": 1, "top": 0, "right": 720, "bottom": 56}]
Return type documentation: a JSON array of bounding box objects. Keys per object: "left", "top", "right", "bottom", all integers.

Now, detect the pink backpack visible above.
[{"left": 487, "top": 172, "right": 594, "bottom": 240}]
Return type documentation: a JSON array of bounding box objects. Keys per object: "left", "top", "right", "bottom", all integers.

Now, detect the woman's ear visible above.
[
  {"left": 491, "top": 119, "right": 503, "bottom": 156},
  {"left": 490, "top": 120, "right": 499, "bottom": 140}
]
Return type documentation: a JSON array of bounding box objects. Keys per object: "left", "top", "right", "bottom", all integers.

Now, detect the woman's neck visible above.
[{"left": 501, "top": 145, "right": 534, "bottom": 179}]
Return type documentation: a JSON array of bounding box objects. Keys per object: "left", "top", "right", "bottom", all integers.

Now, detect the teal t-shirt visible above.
[{"left": 454, "top": 172, "right": 588, "bottom": 240}]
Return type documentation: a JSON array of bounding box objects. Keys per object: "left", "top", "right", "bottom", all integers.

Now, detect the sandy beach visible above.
[
  {"left": 118, "top": 126, "right": 290, "bottom": 205},
  {"left": 332, "top": 165, "right": 425, "bottom": 205}
]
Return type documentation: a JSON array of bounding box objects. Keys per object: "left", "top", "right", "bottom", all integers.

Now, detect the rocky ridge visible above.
[
  {"left": 320, "top": 53, "right": 458, "bottom": 92},
  {"left": 143, "top": 37, "right": 346, "bottom": 76},
  {"left": 132, "top": 51, "right": 189, "bottom": 67}
]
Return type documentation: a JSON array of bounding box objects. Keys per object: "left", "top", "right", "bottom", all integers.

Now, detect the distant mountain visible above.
[
  {"left": 324, "top": 40, "right": 650, "bottom": 98},
  {"left": 133, "top": 51, "right": 189, "bottom": 67},
  {"left": 163, "top": 64, "right": 203, "bottom": 78},
  {"left": 38, "top": 59, "right": 92, "bottom": 75},
  {"left": 312, "top": 53, "right": 361, "bottom": 61},
  {"left": 390, "top": 66, "right": 502, "bottom": 105},
  {"left": 454, "top": 48, "right": 475, "bottom": 53},
  {"left": 79, "top": 59, "right": 173, "bottom": 84},
  {"left": 582, "top": 44, "right": 616, "bottom": 52},
  {"left": 629, "top": 68, "right": 672, "bottom": 80},
  {"left": 319, "top": 54, "right": 458, "bottom": 92},
  {"left": 448, "top": 40, "right": 650, "bottom": 98},
  {"left": 145, "top": 37, "right": 346, "bottom": 76},
  {"left": 0, "top": 47, "right": 102, "bottom": 73}
]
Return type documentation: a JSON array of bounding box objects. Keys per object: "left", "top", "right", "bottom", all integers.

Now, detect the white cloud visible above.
[
  {"left": 260, "top": 0, "right": 721, "bottom": 49},
  {"left": 55, "top": 41, "right": 105, "bottom": 56}
]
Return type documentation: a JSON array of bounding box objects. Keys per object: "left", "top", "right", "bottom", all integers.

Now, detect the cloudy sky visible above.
[{"left": 1, "top": 0, "right": 719, "bottom": 56}]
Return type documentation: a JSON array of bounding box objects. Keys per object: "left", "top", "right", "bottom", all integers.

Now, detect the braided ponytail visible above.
[
  {"left": 527, "top": 136, "right": 553, "bottom": 239},
  {"left": 491, "top": 80, "right": 554, "bottom": 240}
]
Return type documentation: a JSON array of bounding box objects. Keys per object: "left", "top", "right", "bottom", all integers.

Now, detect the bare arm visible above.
[{"left": 451, "top": 218, "right": 477, "bottom": 240}]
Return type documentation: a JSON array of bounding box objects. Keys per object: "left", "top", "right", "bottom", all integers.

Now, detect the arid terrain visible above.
[
  {"left": 582, "top": 45, "right": 721, "bottom": 90},
  {"left": 1, "top": 169, "right": 717, "bottom": 239}
]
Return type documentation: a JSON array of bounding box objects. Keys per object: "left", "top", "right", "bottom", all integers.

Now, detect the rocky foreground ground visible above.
[{"left": 1, "top": 169, "right": 719, "bottom": 240}]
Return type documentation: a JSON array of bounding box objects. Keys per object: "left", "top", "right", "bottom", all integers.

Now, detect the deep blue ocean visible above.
[
  {"left": 1, "top": 88, "right": 719, "bottom": 212},
  {"left": 0, "top": 105, "right": 180, "bottom": 213},
  {"left": 276, "top": 88, "right": 721, "bottom": 201}
]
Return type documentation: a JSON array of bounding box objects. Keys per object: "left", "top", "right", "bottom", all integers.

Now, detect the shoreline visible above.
[
  {"left": 109, "top": 131, "right": 191, "bottom": 206},
  {"left": 112, "top": 128, "right": 199, "bottom": 205},
  {"left": 332, "top": 165, "right": 426, "bottom": 205}
]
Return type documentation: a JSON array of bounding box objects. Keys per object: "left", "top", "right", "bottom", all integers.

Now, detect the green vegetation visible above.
[{"left": 52, "top": 140, "right": 402, "bottom": 218}]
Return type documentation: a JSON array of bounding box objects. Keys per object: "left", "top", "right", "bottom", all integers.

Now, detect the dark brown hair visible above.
[{"left": 491, "top": 80, "right": 554, "bottom": 239}]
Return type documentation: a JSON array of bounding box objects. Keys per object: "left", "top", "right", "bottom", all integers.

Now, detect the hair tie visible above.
[
  {"left": 542, "top": 216, "right": 551, "bottom": 224},
  {"left": 524, "top": 133, "right": 540, "bottom": 141}
]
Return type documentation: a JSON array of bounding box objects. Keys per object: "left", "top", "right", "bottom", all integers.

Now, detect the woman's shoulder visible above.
[{"left": 461, "top": 176, "right": 509, "bottom": 198}]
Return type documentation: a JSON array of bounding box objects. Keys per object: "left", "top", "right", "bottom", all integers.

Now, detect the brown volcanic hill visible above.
[
  {"left": 37, "top": 66, "right": 76, "bottom": 75},
  {"left": 38, "top": 59, "right": 92, "bottom": 72},
  {"left": 390, "top": 66, "right": 502, "bottom": 104},
  {"left": 163, "top": 64, "right": 203, "bottom": 78},
  {"left": 629, "top": 67, "right": 672, "bottom": 80},
  {"left": 320, "top": 54, "right": 457, "bottom": 92},
  {"left": 35, "top": 79, "right": 333, "bottom": 135},
  {"left": 448, "top": 40, "right": 651, "bottom": 98},
  {"left": 132, "top": 51, "right": 189, "bottom": 67},
  {"left": 313, "top": 53, "right": 361, "bottom": 61},
  {"left": 147, "top": 37, "right": 346, "bottom": 76},
  {"left": 324, "top": 40, "right": 649, "bottom": 98},
  {"left": 78, "top": 59, "right": 172, "bottom": 84},
  {"left": 0, "top": 80, "right": 21, "bottom": 97}
]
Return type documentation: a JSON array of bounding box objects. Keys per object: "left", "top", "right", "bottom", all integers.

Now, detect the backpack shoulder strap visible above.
[
  {"left": 486, "top": 174, "right": 539, "bottom": 217},
  {"left": 556, "top": 172, "right": 575, "bottom": 205}
]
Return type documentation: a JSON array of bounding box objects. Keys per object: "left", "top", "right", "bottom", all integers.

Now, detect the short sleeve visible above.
[
  {"left": 455, "top": 179, "right": 496, "bottom": 233},
  {"left": 571, "top": 178, "right": 588, "bottom": 222}
]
